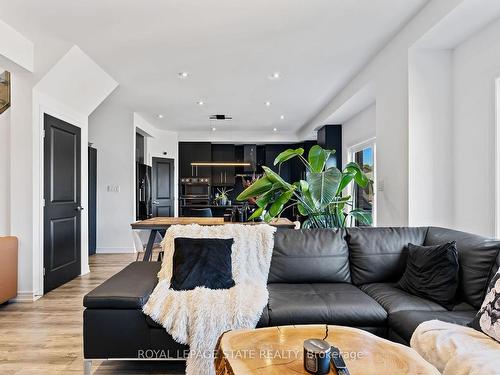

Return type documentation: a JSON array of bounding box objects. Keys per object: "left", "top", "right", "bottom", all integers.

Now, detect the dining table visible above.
[{"left": 131, "top": 217, "right": 296, "bottom": 261}]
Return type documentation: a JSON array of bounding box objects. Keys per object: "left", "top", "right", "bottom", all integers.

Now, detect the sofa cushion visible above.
[
  {"left": 256, "top": 306, "right": 269, "bottom": 328},
  {"left": 84, "top": 262, "right": 160, "bottom": 309},
  {"left": 398, "top": 242, "right": 459, "bottom": 309},
  {"left": 425, "top": 227, "right": 500, "bottom": 309},
  {"left": 388, "top": 310, "right": 477, "bottom": 345},
  {"left": 360, "top": 283, "right": 476, "bottom": 315},
  {"left": 268, "top": 229, "right": 350, "bottom": 283},
  {"left": 346, "top": 227, "right": 428, "bottom": 285},
  {"left": 267, "top": 283, "right": 387, "bottom": 327}
]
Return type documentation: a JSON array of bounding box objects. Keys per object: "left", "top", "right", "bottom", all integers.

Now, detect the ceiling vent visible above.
[{"left": 209, "top": 114, "right": 232, "bottom": 120}]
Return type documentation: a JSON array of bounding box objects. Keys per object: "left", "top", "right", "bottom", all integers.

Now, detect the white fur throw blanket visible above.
[
  {"left": 411, "top": 320, "right": 500, "bottom": 375},
  {"left": 143, "top": 224, "right": 277, "bottom": 375}
]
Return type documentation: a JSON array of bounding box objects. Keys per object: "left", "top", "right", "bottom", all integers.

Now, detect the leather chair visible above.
[
  {"left": 185, "top": 208, "right": 212, "bottom": 217},
  {"left": 0, "top": 236, "right": 18, "bottom": 304}
]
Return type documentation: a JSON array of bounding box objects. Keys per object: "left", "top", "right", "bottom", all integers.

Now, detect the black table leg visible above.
[{"left": 142, "top": 229, "right": 158, "bottom": 262}]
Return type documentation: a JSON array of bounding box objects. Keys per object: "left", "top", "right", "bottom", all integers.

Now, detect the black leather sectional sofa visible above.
[{"left": 83, "top": 226, "right": 500, "bottom": 363}]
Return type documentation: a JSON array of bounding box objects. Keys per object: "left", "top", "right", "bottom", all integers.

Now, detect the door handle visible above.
[
  {"left": 153, "top": 200, "right": 160, "bottom": 205},
  {"left": 75, "top": 206, "right": 84, "bottom": 211}
]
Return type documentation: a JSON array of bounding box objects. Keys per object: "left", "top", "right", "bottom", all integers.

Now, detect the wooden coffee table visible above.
[{"left": 215, "top": 325, "right": 439, "bottom": 375}]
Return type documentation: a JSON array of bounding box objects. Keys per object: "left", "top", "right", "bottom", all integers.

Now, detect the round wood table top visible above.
[{"left": 215, "top": 325, "right": 439, "bottom": 375}]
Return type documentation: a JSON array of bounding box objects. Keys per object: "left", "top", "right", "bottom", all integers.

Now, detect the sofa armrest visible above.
[
  {"left": 0, "top": 236, "right": 18, "bottom": 303},
  {"left": 84, "top": 261, "right": 161, "bottom": 309}
]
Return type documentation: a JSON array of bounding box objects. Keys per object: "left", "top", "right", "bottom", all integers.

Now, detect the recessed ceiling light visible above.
[
  {"left": 158, "top": 114, "right": 164, "bottom": 119},
  {"left": 280, "top": 115, "right": 285, "bottom": 120},
  {"left": 273, "top": 128, "right": 278, "bottom": 132},
  {"left": 178, "top": 72, "right": 189, "bottom": 78},
  {"left": 197, "top": 101, "right": 204, "bottom": 106},
  {"left": 265, "top": 101, "right": 271, "bottom": 107},
  {"left": 269, "top": 72, "right": 280, "bottom": 80},
  {"left": 211, "top": 127, "right": 217, "bottom": 131}
]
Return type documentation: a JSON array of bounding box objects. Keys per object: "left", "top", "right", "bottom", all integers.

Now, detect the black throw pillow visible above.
[
  {"left": 170, "top": 237, "right": 235, "bottom": 291},
  {"left": 398, "top": 241, "right": 459, "bottom": 309}
]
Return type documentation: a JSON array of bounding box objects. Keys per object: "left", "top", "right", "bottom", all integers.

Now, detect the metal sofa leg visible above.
[{"left": 84, "top": 359, "right": 92, "bottom": 375}]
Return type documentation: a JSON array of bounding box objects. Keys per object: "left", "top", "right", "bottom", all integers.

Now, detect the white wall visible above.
[
  {"left": 298, "top": 0, "right": 463, "bottom": 226},
  {"left": 9, "top": 69, "right": 35, "bottom": 299},
  {"left": 452, "top": 17, "right": 500, "bottom": 236},
  {"left": 0, "top": 104, "right": 10, "bottom": 235},
  {"left": 408, "top": 49, "right": 454, "bottom": 227},
  {"left": 342, "top": 104, "right": 376, "bottom": 168},
  {"left": 89, "top": 97, "right": 136, "bottom": 253},
  {"left": 1, "top": 17, "right": 117, "bottom": 298},
  {"left": 0, "top": 19, "right": 34, "bottom": 72}
]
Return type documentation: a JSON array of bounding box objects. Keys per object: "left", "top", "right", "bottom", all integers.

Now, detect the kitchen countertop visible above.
[{"left": 180, "top": 204, "right": 251, "bottom": 208}]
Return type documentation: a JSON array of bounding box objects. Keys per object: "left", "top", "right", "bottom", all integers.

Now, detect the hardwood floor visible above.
[{"left": 0, "top": 253, "right": 185, "bottom": 375}]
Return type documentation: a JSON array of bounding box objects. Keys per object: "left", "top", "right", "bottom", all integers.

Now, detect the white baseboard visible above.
[
  {"left": 12, "top": 291, "right": 36, "bottom": 302},
  {"left": 96, "top": 247, "right": 136, "bottom": 254}
]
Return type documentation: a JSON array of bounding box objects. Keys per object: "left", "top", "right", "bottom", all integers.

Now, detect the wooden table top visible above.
[
  {"left": 131, "top": 217, "right": 296, "bottom": 229},
  {"left": 215, "top": 325, "right": 440, "bottom": 375}
]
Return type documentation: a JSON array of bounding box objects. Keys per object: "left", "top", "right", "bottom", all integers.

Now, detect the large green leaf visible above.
[
  {"left": 297, "top": 203, "right": 308, "bottom": 216},
  {"left": 262, "top": 166, "right": 292, "bottom": 189},
  {"left": 344, "top": 162, "right": 369, "bottom": 188},
  {"left": 274, "top": 148, "right": 304, "bottom": 166},
  {"left": 298, "top": 179, "right": 317, "bottom": 212},
  {"left": 268, "top": 189, "right": 295, "bottom": 218},
  {"left": 248, "top": 207, "right": 265, "bottom": 221},
  {"left": 307, "top": 168, "right": 342, "bottom": 208},
  {"left": 337, "top": 170, "right": 356, "bottom": 194},
  {"left": 308, "top": 145, "right": 335, "bottom": 173},
  {"left": 255, "top": 186, "right": 281, "bottom": 208},
  {"left": 236, "top": 176, "right": 273, "bottom": 201},
  {"left": 349, "top": 209, "right": 373, "bottom": 225}
]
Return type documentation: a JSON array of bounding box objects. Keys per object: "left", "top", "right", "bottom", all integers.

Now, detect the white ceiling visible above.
[{"left": 0, "top": 0, "right": 428, "bottom": 136}]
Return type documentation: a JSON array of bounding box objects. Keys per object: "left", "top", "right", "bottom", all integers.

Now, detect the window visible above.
[{"left": 348, "top": 139, "right": 376, "bottom": 226}]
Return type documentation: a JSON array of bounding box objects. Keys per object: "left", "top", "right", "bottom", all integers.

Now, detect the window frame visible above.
[{"left": 347, "top": 137, "right": 377, "bottom": 227}]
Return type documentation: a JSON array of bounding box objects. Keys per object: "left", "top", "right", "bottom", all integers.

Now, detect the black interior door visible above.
[
  {"left": 43, "top": 114, "right": 81, "bottom": 294},
  {"left": 152, "top": 157, "right": 174, "bottom": 217},
  {"left": 88, "top": 146, "right": 97, "bottom": 256}
]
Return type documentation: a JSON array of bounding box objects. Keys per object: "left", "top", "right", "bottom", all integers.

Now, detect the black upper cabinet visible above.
[
  {"left": 317, "top": 125, "right": 342, "bottom": 169},
  {"left": 212, "top": 144, "right": 235, "bottom": 186},
  {"left": 179, "top": 142, "right": 212, "bottom": 178},
  {"left": 290, "top": 140, "right": 316, "bottom": 182},
  {"left": 265, "top": 144, "right": 292, "bottom": 182}
]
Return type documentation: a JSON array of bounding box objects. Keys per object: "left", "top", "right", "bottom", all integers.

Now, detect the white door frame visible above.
[
  {"left": 347, "top": 137, "right": 377, "bottom": 227},
  {"left": 32, "top": 93, "right": 90, "bottom": 299},
  {"left": 495, "top": 78, "right": 500, "bottom": 238}
]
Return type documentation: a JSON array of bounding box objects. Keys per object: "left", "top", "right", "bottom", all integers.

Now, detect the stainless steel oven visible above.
[{"left": 180, "top": 177, "right": 210, "bottom": 205}]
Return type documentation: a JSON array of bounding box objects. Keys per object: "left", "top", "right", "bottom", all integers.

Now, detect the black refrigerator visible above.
[{"left": 136, "top": 163, "right": 152, "bottom": 220}]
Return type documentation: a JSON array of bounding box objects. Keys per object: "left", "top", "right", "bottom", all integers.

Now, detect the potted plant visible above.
[
  {"left": 215, "top": 187, "right": 233, "bottom": 206},
  {"left": 236, "top": 145, "right": 372, "bottom": 228}
]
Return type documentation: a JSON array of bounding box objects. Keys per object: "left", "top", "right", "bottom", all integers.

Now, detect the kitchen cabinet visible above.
[
  {"left": 179, "top": 142, "right": 212, "bottom": 178},
  {"left": 265, "top": 144, "right": 291, "bottom": 182},
  {"left": 212, "top": 144, "right": 235, "bottom": 186},
  {"left": 290, "top": 140, "right": 316, "bottom": 182}
]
